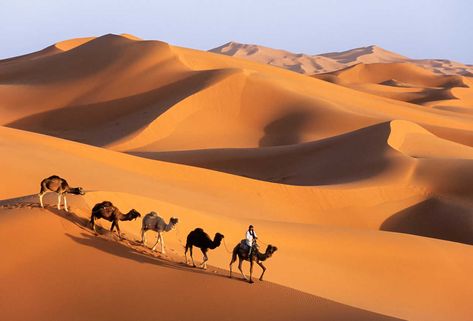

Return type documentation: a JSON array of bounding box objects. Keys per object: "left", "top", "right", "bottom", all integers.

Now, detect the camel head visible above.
[
  {"left": 127, "top": 209, "right": 141, "bottom": 221},
  {"left": 170, "top": 217, "right": 179, "bottom": 227},
  {"left": 215, "top": 233, "right": 225, "bottom": 241},
  {"left": 265, "top": 245, "right": 278, "bottom": 257},
  {"left": 71, "top": 187, "right": 86, "bottom": 195}
]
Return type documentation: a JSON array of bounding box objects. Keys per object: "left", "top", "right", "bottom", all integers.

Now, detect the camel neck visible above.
[
  {"left": 256, "top": 249, "right": 271, "bottom": 261},
  {"left": 209, "top": 238, "right": 222, "bottom": 249}
]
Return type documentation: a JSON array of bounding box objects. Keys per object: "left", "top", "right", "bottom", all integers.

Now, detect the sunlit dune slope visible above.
[
  {"left": 1, "top": 207, "right": 402, "bottom": 321},
  {"left": 1, "top": 126, "right": 473, "bottom": 321},
  {"left": 2, "top": 34, "right": 473, "bottom": 151},
  {"left": 0, "top": 125, "right": 426, "bottom": 229},
  {"left": 0, "top": 37, "right": 95, "bottom": 65}
]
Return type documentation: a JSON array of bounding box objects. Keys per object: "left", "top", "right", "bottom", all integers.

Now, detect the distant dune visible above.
[
  {"left": 313, "top": 62, "right": 473, "bottom": 114},
  {"left": 210, "top": 41, "right": 473, "bottom": 76},
  {"left": 1, "top": 34, "right": 473, "bottom": 321}
]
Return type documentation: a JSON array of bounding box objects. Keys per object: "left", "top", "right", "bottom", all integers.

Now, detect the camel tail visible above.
[
  {"left": 230, "top": 244, "right": 239, "bottom": 263},
  {"left": 184, "top": 233, "right": 192, "bottom": 254}
]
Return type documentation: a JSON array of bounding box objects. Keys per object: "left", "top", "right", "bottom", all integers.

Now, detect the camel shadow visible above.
[
  {"left": 1, "top": 198, "right": 234, "bottom": 279},
  {"left": 3, "top": 199, "right": 276, "bottom": 284},
  {"left": 64, "top": 232, "right": 235, "bottom": 281}
]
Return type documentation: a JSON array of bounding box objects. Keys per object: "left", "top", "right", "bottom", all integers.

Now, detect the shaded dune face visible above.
[
  {"left": 6, "top": 69, "right": 232, "bottom": 146},
  {"left": 1, "top": 34, "right": 473, "bottom": 321},
  {"left": 381, "top": 197, "right": 473, "bottom": 245},
  {"left": 133, "top": 122, "right": 415, "bottom": 186},
  {"left": 313, "top": 62, "right": 473, "bottom": 109}
]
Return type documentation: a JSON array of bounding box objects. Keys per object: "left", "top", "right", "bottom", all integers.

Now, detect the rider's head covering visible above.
[{"left": 249, "top": 224, "right": 254, "bottom": 229}]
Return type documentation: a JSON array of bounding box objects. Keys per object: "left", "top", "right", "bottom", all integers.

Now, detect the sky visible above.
[{"left": 1, "top": 0, "right": 472, "bottom": 63}]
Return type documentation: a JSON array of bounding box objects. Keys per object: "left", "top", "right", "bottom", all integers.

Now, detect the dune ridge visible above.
[{"left": 210, "top": 41, "right": 473, "bottom": 76}]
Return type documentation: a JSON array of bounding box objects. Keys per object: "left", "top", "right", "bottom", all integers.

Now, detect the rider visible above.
[{"left": 246, "top": 224, "right": 258, "bottom": 257}]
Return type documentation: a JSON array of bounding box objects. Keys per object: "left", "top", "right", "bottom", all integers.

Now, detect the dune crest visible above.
[
  {"left": 54, "top": 36, "right": 96, "bottom": 51},
  {"left": 210, "top": 41, "right": 473, "bottom": 77}
]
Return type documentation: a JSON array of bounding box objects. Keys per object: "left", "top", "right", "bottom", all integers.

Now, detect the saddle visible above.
[
  {"left": 239, "top": 239, "right": 250, "bottom": 251},
  {"left": 239, "top": 239, "right": 258, "bottom": 256}
]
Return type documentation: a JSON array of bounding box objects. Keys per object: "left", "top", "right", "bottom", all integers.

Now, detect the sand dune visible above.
[
  {"left": 210, "top": 43, "right": 407, "bottom": 74},
  {"left": 210, "top": 41, "right": 473, "bottom": 76},
  {"left": 130, "top": 121, "right": 416, "bottom": 186},
  {"left": 2, "top": 206, "right": 403, "bottom": 321},
  {"left": 1, "top": 123, "right": 473, "bottom": 321},
  {"left": 313, "top": 62, "right": 473, "bottom": 122},
  {"left": 2, "top": 35, "right": 472, "bottom": 151},
  {"left": 1, "top": 34, "right": 473, "bottom": 321}
]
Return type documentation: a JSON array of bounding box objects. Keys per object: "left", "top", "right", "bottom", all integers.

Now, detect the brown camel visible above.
[
  {"left": 229, "top": 241, "right": 278, "bottom": 283},
  {"left": 90, "top": 201, "right": 141, "bottom": 236},
  {"left": 185, "top": 228, "right": 224, "bottom": 269},
  {"left": 38, "top": 175, "right": 85, "bottom": 212}
]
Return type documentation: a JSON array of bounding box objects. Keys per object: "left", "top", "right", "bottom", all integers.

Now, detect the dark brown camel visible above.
[
  {"left": 229, "top": 242, "right": 278, "bottom": 283},
  {"left": 90, "top": 201, "right": 141, "bottom": 236},
  {"left": 185, "top": 228, "right": 224, "bottom": 269},
  {"left": 38, "top": 175, "right": 85, "bottom": 212}
]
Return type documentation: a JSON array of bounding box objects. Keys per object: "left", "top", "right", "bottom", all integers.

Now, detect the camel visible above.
[
  {"left": 141, "top": 212, "right": 179, "bottom": 254},
  {"left": 229, "top": 241, "right": 278, "bottom": 283},
  {"left": 38, "top": 175, "right": 85, "bottom": 212},
  {"left": 185, "top": 228, "right": 224, "bottom": 269},
  {"left": 90, "top": 201, "right": 141, "bottom": 236}
]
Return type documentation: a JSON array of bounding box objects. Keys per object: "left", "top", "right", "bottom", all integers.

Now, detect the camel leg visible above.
[
  {"left": 160, "top": 233, "right": 165, "bottom": 254},
  {"left": 90, "top": 215, "right": 97, "bottom": 232},
  {"left": 39, "top": 192, "right": 46, "bottom": 208},
  {"left": 63, "top": 195, "right": 68, "bottom": 212},
  {"left": 188, "top": 246, "right": 196, "bottom": 267},
  {"left": 151, "top": 233, "right": 160, "bottom": 251},
  {"left": 257, "top": 261, "right": 267, "bottom": 281},
  {"left": 114, "top": 221, "right": 122, "bottom": 238},
  {"left": 229, "top": 251, "right": 237, "bottom": 278},
  {"left": 200, "top": 249, "right": 208, "bottom": 269},
  {"left": 249, "top": 260, "right": 254, "bottom": 284},
  {"left": 238, "top": 257, "right": 248, "bottom": 281},
  {"left": 57, "top": 193, "right": 62, "bottom": 210},
  {"left": 141, "top": 229, "right": 146, "bottom": 245}
]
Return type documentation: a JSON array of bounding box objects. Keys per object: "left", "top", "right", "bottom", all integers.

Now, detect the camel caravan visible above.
[{"left": 37, "top": 175, "right": 278, "bottom": 283}]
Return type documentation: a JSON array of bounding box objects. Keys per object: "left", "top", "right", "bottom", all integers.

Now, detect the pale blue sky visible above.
[{"left": 1, "top": 0, "right": 472, "bottom": 63}]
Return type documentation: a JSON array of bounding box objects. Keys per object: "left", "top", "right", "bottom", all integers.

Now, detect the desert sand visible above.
[{"left": 1, "top": 34, "right": 473, "bottom": 321}]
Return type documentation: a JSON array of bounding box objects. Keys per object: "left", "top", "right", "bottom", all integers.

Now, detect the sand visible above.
[{"left": 1, "top": 34, "right": 473, "bottom": 321}]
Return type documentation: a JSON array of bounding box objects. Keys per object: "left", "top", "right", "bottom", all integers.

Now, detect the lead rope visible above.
[
  {"left": 256, "top": 238, "right": 268, "bottom": 247},
  {"left": 174, "top": 225, "right": 186, "bottom": 249},
  {"left": 222, "top": 238, "right": 233, "bottom": 254}
]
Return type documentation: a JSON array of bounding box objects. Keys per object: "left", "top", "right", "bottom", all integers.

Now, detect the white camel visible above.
[{"left": 141, "top": 212, "right": 179, "bottom": 253}]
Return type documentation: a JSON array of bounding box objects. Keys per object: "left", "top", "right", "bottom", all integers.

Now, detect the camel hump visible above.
[
  {"left": 193, "top": 227, "right": 204, "bottom": 234},
  {"left": 48, "top": 175, "right": 62, "bottom": 180},
  {"left": 142, "top": 212, "right": 161, "bottom": 228},
  {"left": 92, "top": 201, "right": 113, "bottom": 212}
]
